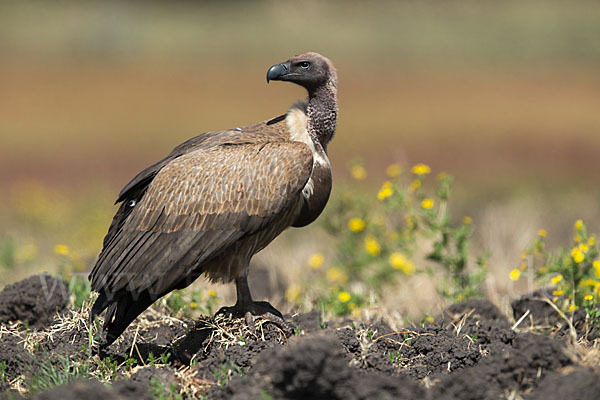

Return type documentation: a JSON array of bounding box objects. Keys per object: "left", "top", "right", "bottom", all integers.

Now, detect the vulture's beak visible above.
[{"left": 266, "top": 61, "right": 291, "bottom": 83}]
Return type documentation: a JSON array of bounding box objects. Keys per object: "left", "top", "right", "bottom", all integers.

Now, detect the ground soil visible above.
[
  {"left": 0, "top": 274, "right": 68, "bottom": 329},
  {"left": 1, "top": 275, "right": 600, "bottom": 399}
]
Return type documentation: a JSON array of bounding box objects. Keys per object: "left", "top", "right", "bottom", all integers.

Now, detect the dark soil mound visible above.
[
  {"left": 432, "top": 332, "right": 571, "bottom": 400},
  {"left": 526, "top": 367, "right": 600, "bottom": 400},
  {"left": 511, "top": 290, "right": 597, "bottom": 340},
  {"left": 445, "top": 298, "right": 510, "bottom": 327},
  {"left": 211, "top": 334, "right": 424, "bottom": 400},
  {"left": 31, "top": 379, "right": 150, "bottom": 400},
  {"left": 130, "top": 366, "right": 177, "bottom": 389},
  {"left": 349, "top": 324, "right": 482, "bottom": 379},
  {"left": 0, "top": 273, "right": 68, "bottom": 328},
  {"left": 0, "top": 333, "right": 31, "bottom": 393}
]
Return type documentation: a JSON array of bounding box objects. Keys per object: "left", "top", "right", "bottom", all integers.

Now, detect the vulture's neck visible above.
[{"left": 307, "top": 80, "right": 337, "bottom": 152}]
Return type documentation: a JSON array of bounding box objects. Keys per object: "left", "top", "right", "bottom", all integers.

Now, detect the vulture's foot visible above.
[{"left": 215, "top": 301, "right": 295, "bottom": 336}]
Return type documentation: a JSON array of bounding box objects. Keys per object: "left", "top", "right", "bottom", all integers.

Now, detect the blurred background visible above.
[{"left": 1, "top": 0, "right": 599, "bottom": 316}]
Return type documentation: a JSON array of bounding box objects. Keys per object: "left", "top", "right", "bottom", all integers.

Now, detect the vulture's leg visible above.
[{"left": 216, "top": 272, "right": 294, "bottom": 335}]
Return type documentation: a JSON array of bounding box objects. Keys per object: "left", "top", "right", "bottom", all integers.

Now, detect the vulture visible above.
[{"left": 89, "top": 52, "right": 338, "bottom": 348}]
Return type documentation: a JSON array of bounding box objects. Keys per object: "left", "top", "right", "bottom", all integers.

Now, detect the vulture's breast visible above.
[{"left": 285, "top": 106, "right": 332, "bottom": 228}]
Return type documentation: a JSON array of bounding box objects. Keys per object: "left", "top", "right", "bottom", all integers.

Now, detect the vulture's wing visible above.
[
  {"left": 91, "top": 141, "right": 312, "bottom": 296},
  {"left": 89, "top": 141, "right": 312, "bottom": 345},
  {"left": 115, "top": 131, "right": 225, "bottom": 204},
  {"left": 98, "top": 135, "right": 211, "bottom": 255}
]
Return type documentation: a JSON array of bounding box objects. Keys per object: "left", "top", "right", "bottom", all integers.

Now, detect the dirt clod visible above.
[
  {"left": 0, "top": 274, "right": 68, "bottom": 328},
  {"left": 525, "top": 367, "right": 600, "bottom": 400},
  {"left": 30, "top": 379, "right": 151, "bottom": 400},
  {"left": 211, "top": 334, "right": 425, "bottom": 400}
]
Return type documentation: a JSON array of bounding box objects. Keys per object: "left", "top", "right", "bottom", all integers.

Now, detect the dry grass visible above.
[
  {"left": 1, "top": 296, "right": 292, "bottom": 396},
  {"left": 567, "top": 339, "right": 600, "bottom": 373},
  {"left": 184, "top": 314, "right": 289, "bottom": 356}
]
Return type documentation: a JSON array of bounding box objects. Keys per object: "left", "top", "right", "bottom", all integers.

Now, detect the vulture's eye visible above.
[{"left": 298, "top": 61, "right": 310, "bottom": 69}]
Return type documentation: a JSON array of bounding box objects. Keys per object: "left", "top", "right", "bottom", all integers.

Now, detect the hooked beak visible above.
[{"left": 266, "top": 61, "right": 291, "bottom": 83}]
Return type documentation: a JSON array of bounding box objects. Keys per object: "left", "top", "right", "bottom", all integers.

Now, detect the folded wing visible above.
[{"left": 89, "top": 141, "right": 312, "bottom": 340}]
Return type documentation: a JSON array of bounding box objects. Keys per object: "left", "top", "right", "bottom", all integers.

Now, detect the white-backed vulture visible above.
[{"left": 89, "top": 52, "right": 338, "bottom": 348}]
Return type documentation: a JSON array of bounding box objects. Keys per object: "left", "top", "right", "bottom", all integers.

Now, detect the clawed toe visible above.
[{"left": 214, "top": 301, "right": 294, "bottom": 336}]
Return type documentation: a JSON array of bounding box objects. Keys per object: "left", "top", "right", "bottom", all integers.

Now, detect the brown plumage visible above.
[{"left": 89, "top": 52, "right": 338, "bottom": 348}]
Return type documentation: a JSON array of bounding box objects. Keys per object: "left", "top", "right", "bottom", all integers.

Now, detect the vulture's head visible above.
[{"left": 267, "top": 52, "right": 337, "bottom": 92}]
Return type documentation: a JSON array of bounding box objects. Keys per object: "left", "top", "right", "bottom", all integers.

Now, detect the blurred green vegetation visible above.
[
  {"left": 286, "top": 162, "right": 488, "bottom": 316},
  {"left": 2, "top": 1, "right": 600, "bottom": 65},
  {"left": 516, "top": 220, "right": 600, "bottom": 322}
]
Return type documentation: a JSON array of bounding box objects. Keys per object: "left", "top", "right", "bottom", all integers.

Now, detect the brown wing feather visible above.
[
  {"left": 90, "top": 141, "right": 313, "bottom": 296},
  {"left": 104, "top": 116, "right": 290, "bottom": 249},
  {"left": 115, "top": 117, "right": 286, "bottom": 204}
]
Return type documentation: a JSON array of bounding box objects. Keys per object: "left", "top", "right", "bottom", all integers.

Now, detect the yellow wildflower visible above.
[
  {"left": 552, "top": 296, "right": 558, "bottom": 303},
  {"left": 421, "top": 198, "right": 434, "bottom": 210},
  {"left": 377, "top": 181, "right": 393, "bottom": 200},
  {"left": 386, "top": 164, "right": 402, "bottom": 178},
  {"left": 348, "top": 302, "right": 357, "bottom": 310},
  {"left": 348, "top": 218, "right": 366, "bottom": 232},
  {"left": 538, "top": 266, "right": 548, "bottom": 274},
  {"left": 436, "top": 172, "right": 448, "bottom": 181},
  {"left": 364, "top": 236, "right": 381, "bottom": 256},
  {"left": 463, "top": 216, "right": 473, "bottom": 225},
  {"left": 551, "top": 275, "right": 563, "bottom": 284},
  {"left": 388, "top": 252, "right": 415, "bottom": 275},
  {"left": 285, "top": 284, "right": 302, "bottom": 303},
  {"left": 189, "top": 301, "right": 198, "bottom": 309},
  {"left": 209, "top": 290, "right": 217, "bottom": 297},
  {"left": 582, "top": 279, "right": 597, "bottom": 286},
  {"left": 326, "top": 267, "right": 347, "bottom": 284},
  {"left": 54, "top": 244, "right": 70, "bottom": 256},
  {"left": 521, "top": 251, "right": 528, "bottom": 260},
  {"left": 352, "top": 309, "right": 360, "bottom": 318},
  {"left": 425, "top": 315, "right": 434, "bottom": 323},
  {"left": 572, "top": 247, "right": 585, "bottom": 263},
  {"left": 308, "top": 253, "right": 325, "bottom": 269},
  {"left": 588, "top": 236, "right": 596, "bottom": 246},
  {"left": 568, "top": 304, "right": 578, "bottom": 312},
  {"left": 537, "top": 229, "right": 547, "bottom": 237},
  {"left": 575, "top": 234, "right": 582, "bottom": 243},
  {"left": 351, "top": 165, "right": 367, "bottom": 180},
  {"left": 553, "top": 289, "right": 564, "bottom": 296},
  {"left": 411, "top": 163, "right": 431, "bottom": 175},
  {"left": 579, "top": 243, "right": 589, "bottom": 253},
  {"left": 402, "top": 261, "right": 415, "bottom": 276},
  {"left": 593, "top": 260, "right": 600, "bottom": 278},
  {"left": 338, "top": 291, "right": 351, "bottom": 303},
  {"left": 389, "top": 252, "right": 407, "bottom": 270},
  {"left": 509, "top": 269, "right": 520, "bottom": 281},
  {"left": 575, "top": 219, "right": 584, "bottom": 230},
  {"left": 409, "top": 179, "right": 421, "bottom": 192},
  {"left": 520, "top": 261, "right": 528, "bottom": 271},
  {"left": 584, "top": 294, "right": 594, "bottom": 301}
]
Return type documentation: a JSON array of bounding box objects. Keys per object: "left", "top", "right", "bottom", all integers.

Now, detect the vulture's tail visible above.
[{"left": 90, "top": 290, "right": 158, "bottom": 349}]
